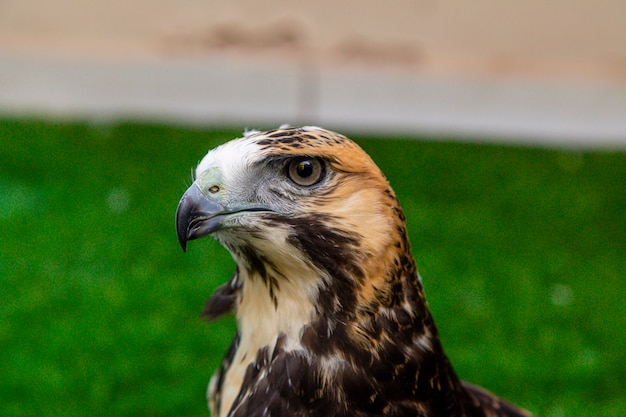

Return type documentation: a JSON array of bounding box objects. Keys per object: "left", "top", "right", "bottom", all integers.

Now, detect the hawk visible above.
[{"left": 176, "top": 126, "right": 532, "bottom": 417}]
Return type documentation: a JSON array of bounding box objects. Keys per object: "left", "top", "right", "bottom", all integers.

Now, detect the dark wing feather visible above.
[
  {"left": 461, "top": 382, "right": 532, "bottom": 417},
  {"left": 201, "top": 269, "right": 241, "bottom": 322}
]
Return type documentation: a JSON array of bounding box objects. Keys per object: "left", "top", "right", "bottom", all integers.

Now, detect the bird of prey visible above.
[{"left": 176, "top": 126, "right": 532, "bottom": 417}]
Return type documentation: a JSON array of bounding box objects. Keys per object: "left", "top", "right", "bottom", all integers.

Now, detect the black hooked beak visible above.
[{"left": 176, "top": 184, "right": 226, "bottom": 252}]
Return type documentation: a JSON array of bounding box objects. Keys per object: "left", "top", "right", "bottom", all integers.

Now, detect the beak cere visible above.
[{"left": 175, "top": 184, "right": 226, "bottom": 251}]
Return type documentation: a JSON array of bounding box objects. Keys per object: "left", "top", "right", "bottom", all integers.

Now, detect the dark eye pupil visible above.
[
  {"left": 287, "top": 157, "right": 324, "bottom": 186},
  {"left": 297, "top": 161, "right": 313, "bottom": 178}
]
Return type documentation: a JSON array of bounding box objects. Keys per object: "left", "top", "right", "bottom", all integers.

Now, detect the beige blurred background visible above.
[{"left": 1, "top": 0, "right": 625, "bottom": 146}]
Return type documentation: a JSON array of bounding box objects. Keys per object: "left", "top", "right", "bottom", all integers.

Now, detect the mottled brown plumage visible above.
[{"left": 176, "top": 126, "right": 532, "bottom": 417}]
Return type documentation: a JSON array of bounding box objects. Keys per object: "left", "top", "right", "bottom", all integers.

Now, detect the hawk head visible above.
[{"left": 176, "top": 126, "right": 416, "bottom": 323}]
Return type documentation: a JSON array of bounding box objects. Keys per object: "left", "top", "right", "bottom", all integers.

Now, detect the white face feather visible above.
[
  {"left": 195, "top": 136, "right": 263, "bottom": 187},
  {"left": 196, "top": 126, "right": 325, "bottom": 181}
]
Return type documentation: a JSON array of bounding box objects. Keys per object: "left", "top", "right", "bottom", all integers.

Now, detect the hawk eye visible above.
[{"left": 287, "top": 158, "right": 324, "bottom": 186}]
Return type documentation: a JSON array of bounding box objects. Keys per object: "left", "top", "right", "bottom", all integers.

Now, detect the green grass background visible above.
[{"left": 1, "top": 119, "right": 624, "bottom": 416}]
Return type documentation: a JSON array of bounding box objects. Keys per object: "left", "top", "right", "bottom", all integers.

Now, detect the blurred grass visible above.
[{"left": 0, "top": 118, "right": 624, "bottom": 416}]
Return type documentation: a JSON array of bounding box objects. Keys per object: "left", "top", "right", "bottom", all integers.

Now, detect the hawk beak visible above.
[{"left": 176, "top": 184, "right": 226, "bottom": 252}]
